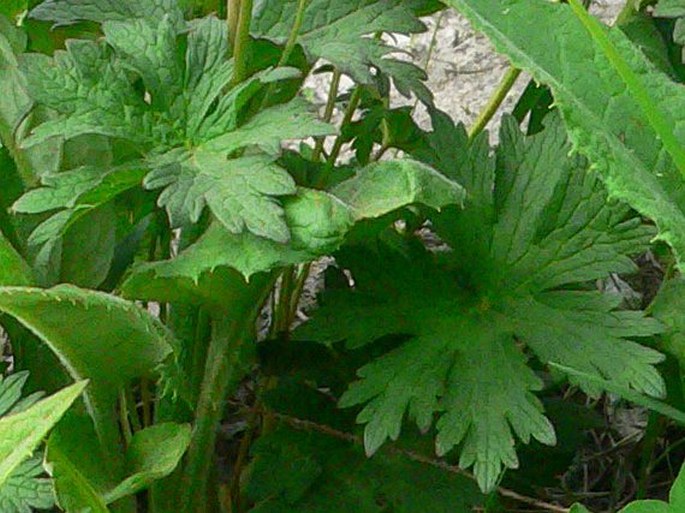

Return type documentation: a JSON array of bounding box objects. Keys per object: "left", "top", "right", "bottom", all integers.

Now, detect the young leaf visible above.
[
  {"left": 0, "top": 286, "right": 172, "bottom": 460},
  {"left": 298, "top": 116, "right": 664, "bottom": 491},
  {"left": 331, "top": 159, "right": 465, "bottom": 220},
  {"left": 20, "top": 8, "right": 332, "bottom": 242},
  {"left": 251, "top": 0, "right": 438, "bottom": 104},
  {"left": 0, "top": 380, "right": 86, "bottom": 489},
  {"left": 104, "top": 423, "right": 191, "bottom": 503},
  {"left": 0, "top": 456, "right": 55, "bottom": 513},
  {"left": 446, "top": 0, "right": 685, "bottom": 269},
  {"left": 121, "top": 188, "right": 354, "bottom": 308}
]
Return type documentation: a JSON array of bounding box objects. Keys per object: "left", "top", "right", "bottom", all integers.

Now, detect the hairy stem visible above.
[
  {"left": 181, "top": 276, "right": 274, "bottom": 513},
  {"left": 468, "top": 65, "right": 521, "bottom": 140},
  {"left": 231, "top": 0, "right": 253, "bottom": 86}
]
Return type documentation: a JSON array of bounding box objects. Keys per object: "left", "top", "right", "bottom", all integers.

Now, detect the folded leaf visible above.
[
  {"left": 0, "top": 286, "right": 172, "bottom": 462},
  {"left": 0, "top": 380, "right": 86, "bottom": 489},
  {"left": 104, "top": 423, "right": 191, "bottom": 504}
]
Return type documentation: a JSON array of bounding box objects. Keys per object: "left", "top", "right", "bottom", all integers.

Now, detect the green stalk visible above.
[
  {"left": 567, "top": 0, "right": 685, "bottom": 178},
  {"left": 231, "top": 0, "right": 253, "bottom": 86},
  {"left": 468, "top": 66, "right": 521, "bottom": 140},
  {"left": 276, "top": 0, "right": 308, "bottom": 68},
  {"left": 311, "top": 68, "right": 342, "bottom": 162},
  {"left": 181, "top": 276, "right": 274, "bottom": 513},
  {"left": 259, "top": 0, "right": 309, "bottom": 109},
  {"left": 227, "top": 0, "right": 241, "bottom": 54}
]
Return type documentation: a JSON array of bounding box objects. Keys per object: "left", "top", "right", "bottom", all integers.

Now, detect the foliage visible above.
[
  {"left": 297, "top": 114, "right": 664, "bottom": 491},
  {"left": 0, "top": 0, "right": 684, "bottom": 512},
  {"left": 0, "top": 372, "right": 54, "bottom": 513}
]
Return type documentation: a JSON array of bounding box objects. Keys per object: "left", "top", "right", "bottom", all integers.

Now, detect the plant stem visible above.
[
  {"left": 118, "top": 388, "right": 133, "bottom": 445},
  {"left": 181, "top": 277, "right": 274, "bottom": 513},
  {"left": 231, "top": 0, "right": 253, "bottom": 86},
  {"left": 227, "top": 0, "right": 241, "bottom": 54},
  {"left": 327, "top": 86, "right": 362, "bottom": 164},
  {"left": 312, "top": 69, "right": 342, "bottom": 162},
  {"left": 468, "top": 66, "right": 521, "bottom": 140},
  {"left": 259, "top": 0, "right": 308, "bottom": 110},
  {"left": 276, "top": 0, "right": 308, "bottom": 68}
]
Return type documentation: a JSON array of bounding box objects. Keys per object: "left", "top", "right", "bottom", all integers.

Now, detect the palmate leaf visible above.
[
  {"left": 19, "top": 4, "right": 335, "bottom": 242},
  {"left": 298, "top": 116, "right": 664, "bottom": 491},
  {"left": 0, "top": 456, "right": 54, "bottom": 513},
  {"left": 251, "top": 0, "right": 441, "bottom": 104},
  {"left": 445, "top": 0, "right": 685, "bottom": 270}
]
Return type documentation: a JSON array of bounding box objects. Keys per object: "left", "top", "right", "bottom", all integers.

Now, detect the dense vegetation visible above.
[{"left": 1, "top": 0, "right": 685, "bottom": 511}]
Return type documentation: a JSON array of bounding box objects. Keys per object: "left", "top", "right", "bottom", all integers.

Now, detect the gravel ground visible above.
[{"left": 305, "top": 0, "right": 626, "bottom": 141}]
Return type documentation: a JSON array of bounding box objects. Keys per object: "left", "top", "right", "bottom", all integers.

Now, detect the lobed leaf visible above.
[
  {"left": 299, "top": 116, "right": 664, "bottom": 491},
  {"left": 251, "top": 0, "right": 438, "bottom": 104},
  {"left": 446, "top": 0, "right": 685, "bottom": 269}
]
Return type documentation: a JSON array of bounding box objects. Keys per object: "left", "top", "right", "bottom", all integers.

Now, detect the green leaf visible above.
[
  {"left": 104, "top": 423, "right": 191, "bottom": 504},
  {"left": 102, "top": 14, "right": 183, "bottom": 110},
  {"left": 58, "top": 203, "right": 116, "bottom": 288},
  {"left": 145, "top": 150, "right": 296, "bottom": 242},
  {"left": 653, "top": 0, "right": 685, "bottom": 63},
  {"left": 20, "top": 40, "right": 153, "bottom": 148},
  {"left": 331, "top": 159, "right": 465, "bottom": 220},
  {"left": 299, "top": 117, "right": 663, "bottom": 491},
  {"left": 0, "top": 286, "right": 172, "bottom": 460},
  {"left": 0, "top": 380, "right": 86, "bottom": 489},
  {"left": 30, "top": 0, "right": 184, "bottom": 28},
  {"left": 246, "top": 425, "right": 483, "bottom": 513},
  {"left": 46, "top": 427, "right": 110, "bottom": 513},
  {"left": 121, "top": 188, "right": 353, "bottom": 306},
  {"left": 649, "top": 278, "right": 685, "bottom": 391},
  {"left": 0, "top": 232, "right": 33, "bottom": 286},
  {"left": 446, "top": 0, "right": 685, "bottom": 269},
  {"left": 21, "top": 7, "right": 331, "bottom": 242},
  {"left": 0, "top": 16, "right": 61, "bottom": 185},
  {"left": 45, "top": 411, "right": 116, "bottom": 512},
  {"left": 251, "top": 0, "right": 436, "bottom": 104},
  {"left": 548, "top": 363, "right": 685, "bottom": 426},
  {"left": 0, "top": 456, "right": 55, "bottom": 513}
]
